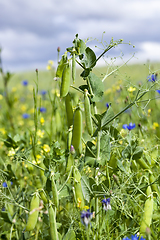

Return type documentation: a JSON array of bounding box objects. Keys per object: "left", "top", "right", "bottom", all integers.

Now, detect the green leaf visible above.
[
  {"left": 58, "top": 185, "right": 70, "bottom": 199},
  {"left": 84, "top": 141, "right": 97, "bottom": 166},
  {"left": 88, "top": 72, "right": 104, "bottom": 102},
  {"left": 99, "top": 133, "right": 110, "bottom": 166},
  {"left": 63, "top": 229, "right": 76, "bottom": 240},
  {"left": 132, "top": 146, "right": 143, "bottom": 160},
  {"left": 81, "top": 47, "right": 96, "bottom": 69},
  {"left": 81, "top": 175, "right": 93, "bottom": 202}
]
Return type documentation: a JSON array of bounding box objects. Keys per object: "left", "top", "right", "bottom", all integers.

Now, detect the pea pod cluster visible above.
[{"left": 25, "top": 193, "right": 40, "bottom": 231}]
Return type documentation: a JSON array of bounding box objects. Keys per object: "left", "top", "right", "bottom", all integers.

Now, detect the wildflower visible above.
[
  {"left": 57, "top": 47, "right": 60, "bottom": 52},
  {"left": 2, "top": 182, "right": 7, "bottom": 187},
  {"left": 123, "top": 234, "right": 146, "bottom": 240},
  {"left": 81, "top": 209, "right": 93, "bottom": 227},
  {"left": 102, "top": 197, "right": 111, "bottom": 211},
  {"left": 128, "top": 86, "right": 136, "bottom": 93},
  {"left": 22, "top": 113, "right": 30, "bottom": 119},
  {"left": 22, "top": 80, "right": 28, "bottom": 86},
  {"left": 39, "top": 107, "right": 46, "bottom": 113},
  {"left": 156, "top": 90, "right": 160, "bottom": 94},
  {"left": 46, "top": 60, "right": 54, "bottom": 70},
  {"left": 106, "top": 103, "right": 109, "bottom": 108},
  {"left": 8, "top": 148, "right": 15, "bottom": 156},
  {"left": 40, "top": 117, "right": 45, "bottom": 125},
  {"left": 153, "top": 122, "right": 159, "bottom": 129},
  {"left": 147, "top": 73, "right": 157, "bottom": 82},
  {"left": 123, "top": 123, "right": 136, "bottom": 130},
  {"left": 40, "top": 90, "right": 47, "bottom": 96},
  {"left": 42, "top": 144, "right": 50, "bottom": 153}
]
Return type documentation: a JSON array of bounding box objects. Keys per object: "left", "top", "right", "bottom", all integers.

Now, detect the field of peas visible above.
[{"left": 0, "top": 35, "right": 160, "bottom": 240}]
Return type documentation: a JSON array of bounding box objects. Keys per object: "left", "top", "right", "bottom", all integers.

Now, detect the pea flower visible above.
[
  {"left": 122, "top": 123, "right": 136, "bottom": 130},
  {"left": 156, "top": 90, "right": 160, "bottom": 94},
  {"left": 147, "top": 73, "right": 157, "bottom": 82},
  {"left": 81, "top": 209, "right": 93, "bottom": 227},
  {"left": 22, "top": 80, "right": 28, "bottom": 86},
  {"left": 123, "top": 234, "right": 146, "bottom": 240},
  {"left": 102, "top": 197, "right": 111, "bottom": 211}
]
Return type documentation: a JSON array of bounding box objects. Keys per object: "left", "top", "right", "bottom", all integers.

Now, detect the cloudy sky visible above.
[{"left": 0, "top": 0, "right": 160, "bottom": 72}]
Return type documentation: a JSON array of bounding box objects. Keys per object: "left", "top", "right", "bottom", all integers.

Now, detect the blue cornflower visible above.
[
  {"left": 123, "top": 123, "right": 136, "bottom": 130},
  {"left": 102, "top": 197, "right": 111, "bottom": 211},
  {"left": 22, "top": 113, "right": 30, "bottom": 119},
  {"left": 81, "top": 209, "right": 93, "bottom": 227},
  {"left": 147, "top": 73, "right": 157, "bottom": 82},
  {"left": 2, "top": 182, "right": 7, "bottom": 187},
  {"left": 106, "top": 103, "right": 109, "bottom": 108},
  {"left": 39, "top": 107, "right": 46, "bottom": 113},
  {"left": 22, "top": 80, "right": 28, "bottom": 86},
  {"left": 123, "top": 234, "right": 146, "bottom": 240},
  {"left": 156, "top": 90, "right": 160, "bottom": 94},
  {"left": 40, "top": 90, "right": 47, "bottom": 95}
]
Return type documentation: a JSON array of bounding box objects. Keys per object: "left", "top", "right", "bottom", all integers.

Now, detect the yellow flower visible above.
[
  {"left": 128, "top": 86, "right": 136, "bottom": 93},
  {"left": 8, "top": 148, "right": 16, "bottom": 156},
  {"left": 37, "top": 129, "right": 44, "bottom": 138},
  {"left": 21, "top": 105, "right": 27, "bottom": 112},
  {"left": 0, "top": 128, "right": 6, "bottom": 135},
  {"left": 46, "top": 60, "right": 54, "bottom": 70},
  {"left": 40, "top": 117, "right": 45, "bottom": 125},
  {"left": 42, "top": 144, "right": 50, "bottom": 153},
  {"left": 77, "top": 198, "right": 82, "bottom": 208},
  {"left": 153, "top": 122, "right": 159, "bottom": 129},
  {"left": 83, "top": 206, "right": 89, "bottom": 210}
]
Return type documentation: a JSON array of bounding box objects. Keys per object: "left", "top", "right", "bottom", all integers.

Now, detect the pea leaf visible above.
[
  {"left": 81, "top": 47, "right": 96, "bottom": 69},
  {"left": 88, "top": 72, "right": 104, "bottom": 102},
  {"left": 81, "top": 175, "right": 93, "bottom": 202},
  {"left": 99, "top": 133, "right": 110, "bottom": 166}
]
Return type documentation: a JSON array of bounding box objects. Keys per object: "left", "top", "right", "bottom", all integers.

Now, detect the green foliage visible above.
[{"left": 0, "top": 35, "right": 160, "bottom": 240}]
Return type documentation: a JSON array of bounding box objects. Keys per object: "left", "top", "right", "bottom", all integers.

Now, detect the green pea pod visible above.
[
  {"left": 84, "top": 89, "right": 93, "bottom": 136},
  {"left": 65, "top": 93, "right": 73, "bottom": 128},
  {"left": 136, "top": 157, "right": 150, "bottom": 170},
  {"left": 51, "top": 173, "right": 59, "bottom": 208},
  {"left": 140, "top": 186, "right": 153, "bottom": 236},
  {"left": 35, "top": 177, "right": 48, "bottom": 204},
  {"left": 48, "top": 203, "right": 59, "bottom": 240},
  {"left": 56, "top": 53, "right": 67, "bottom": 78},
  {"left": 66, "top": 153, "right": 74, "bottom": 172},
  {"left": 26, "top": 193, "right": 40, "bottom": 231},
  {"left": 71, "top": 107, "right": 82, "bottom": 153},
  {"left": 72, "top": 52, "right": 76, "bottom": 83},
  {"left": 67, "top": 127, "right": 72, "bottom": 151},
  {"left": 74, "top": 181, "right": 85, "bottom": 210},
  {"left": 60, "top": 63, "right": 71, "bottom": 98}
]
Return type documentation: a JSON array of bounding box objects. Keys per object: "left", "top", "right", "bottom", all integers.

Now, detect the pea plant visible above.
[{"left": 0, "top": 34, "right": 160, "bottom": 240}]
